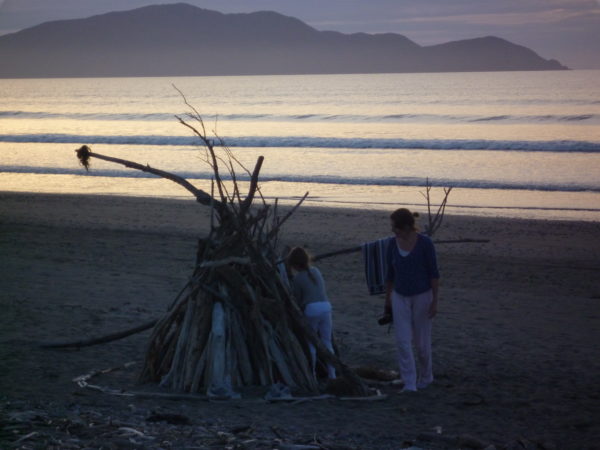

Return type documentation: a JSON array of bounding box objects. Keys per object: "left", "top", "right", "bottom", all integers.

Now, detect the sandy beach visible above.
[{"left": 1, "top": 191, "right": 599, "bottom": 449}]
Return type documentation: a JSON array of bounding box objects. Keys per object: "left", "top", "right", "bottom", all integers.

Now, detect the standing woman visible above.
[
  {"left": 287, "top": 247, "right": 336, "bottom": 380},
  {"left": 385, "top": 208, "right": 439, "bottom": 392}
]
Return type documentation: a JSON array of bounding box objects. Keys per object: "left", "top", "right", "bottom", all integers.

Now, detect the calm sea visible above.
[{"left": 1, "top": 71, "right": 599, "bottom": 221}]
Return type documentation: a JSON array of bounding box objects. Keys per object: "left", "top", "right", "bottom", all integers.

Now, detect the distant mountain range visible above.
[{"left": 0, "top": 3, "right": 568, "bottom": 78}]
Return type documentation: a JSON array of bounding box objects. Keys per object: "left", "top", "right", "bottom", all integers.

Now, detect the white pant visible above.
[
  {"left": 304, "top": 302, "right": 336, "bottom": 379},
  {"left": 391, "top": 289, "right": 433, "bottom": 390}
]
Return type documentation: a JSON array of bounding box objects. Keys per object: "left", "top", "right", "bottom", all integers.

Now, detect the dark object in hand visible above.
[{"left": 378, "top": 313, "right": 393, "bottom": 325}]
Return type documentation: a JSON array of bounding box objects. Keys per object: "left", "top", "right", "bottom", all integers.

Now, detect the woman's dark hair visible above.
[
  {"left": 390, "top": 208, "right": 419, "bottom": 231},
  {"left": 287, "top": 247, "right": 317, "bottom": 283}
]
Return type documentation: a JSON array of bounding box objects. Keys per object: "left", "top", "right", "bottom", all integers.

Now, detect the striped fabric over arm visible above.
[{"left": 362, "top": 236, "right": 394, "bottom": 295}]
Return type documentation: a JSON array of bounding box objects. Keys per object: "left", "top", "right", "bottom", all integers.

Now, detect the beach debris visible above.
[
  {"left": 1, "top": 397, "right": 563, "bottom": 449},
  {"left": 73, "top": 95, "right": 369, "bottom": 399},
  {"left": 14, "top": 430, "right": 39, "bottom": 444},
  {"left": 2, "top": 399, "right": 364, "bottom": 449},
  {"left": 72, "top": 361, "right": 136, "bottom": 387}
]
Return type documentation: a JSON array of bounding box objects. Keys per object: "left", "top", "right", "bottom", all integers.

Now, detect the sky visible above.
[{"left": 0, "top": 0, "right": 598, "bottom": 69}]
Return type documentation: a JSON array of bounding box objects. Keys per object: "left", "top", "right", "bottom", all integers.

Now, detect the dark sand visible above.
[{"left": 1, "top": 192, "right": 599, "bottom": 449}]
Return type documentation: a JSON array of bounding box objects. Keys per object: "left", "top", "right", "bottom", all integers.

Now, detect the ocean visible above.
[{"left": 1, "top": 71, "right": 599, "bottom": 221}]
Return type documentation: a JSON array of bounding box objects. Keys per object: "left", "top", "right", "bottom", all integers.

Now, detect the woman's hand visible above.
[
  {"left": 384, "top": 298, "right": 392, "bottom": 315},
  {"left": 384, "top": 281, "right": 393, "bottom": 315}
]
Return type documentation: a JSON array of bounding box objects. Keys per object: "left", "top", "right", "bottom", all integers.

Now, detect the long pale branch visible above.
[{"left": 75, "top": 145, "right": 220, "bottom": 209}]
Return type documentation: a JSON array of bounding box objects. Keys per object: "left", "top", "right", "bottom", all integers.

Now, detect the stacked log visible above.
[{"left": 139, "top": 232, "right": 321, "bottom": 393}]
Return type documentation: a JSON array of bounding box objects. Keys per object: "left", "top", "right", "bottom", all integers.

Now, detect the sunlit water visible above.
[{"left": 1, "top": 71, "right": 599, "bottom": 221}]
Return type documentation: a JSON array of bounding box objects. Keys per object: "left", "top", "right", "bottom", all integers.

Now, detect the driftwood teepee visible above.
[{"left": 75, "top": 106, "right": 368, "bottom": 397}]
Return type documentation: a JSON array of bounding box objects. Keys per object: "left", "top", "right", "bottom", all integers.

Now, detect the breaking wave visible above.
[
  {"left": 1, "top": 110, "right": 598, "bottom": 124},
  {"left": 1, "top": 133, "right": 599, "bottom": 153}
]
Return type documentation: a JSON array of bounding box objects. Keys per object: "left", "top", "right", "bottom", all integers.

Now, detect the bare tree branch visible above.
[
  {"left": 172, "top": 84, "right": 207, "bottom": 136},
  {"left": 175, "top": 116, "right": 228, "bottom": 204},
  {"left": 420, "top": 179, "right": 453, "bottom": 237}
]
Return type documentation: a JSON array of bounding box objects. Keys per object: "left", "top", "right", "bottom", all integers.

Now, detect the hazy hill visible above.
[{"left": 0, "top": 3, "right": 567, "bottom": 78}]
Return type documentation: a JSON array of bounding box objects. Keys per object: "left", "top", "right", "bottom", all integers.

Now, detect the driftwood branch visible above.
[
  {"left": 75, "top": 145, "right": 219, "bottom": 209},
  {"left": 240, "top": 156, "right": 264, "bottom": 214},
  {"left": 268, "top": 192, "right": 309, "bottom": 239},
  {"left": 313, "top": 238, "right": 489, "bottom": 262},
  {"left": 40, "top": 319, "right": 158, "bottom": 349},
  {"left": 432, "top": 238, "right": 488, "bottom": 244},
  {"left": 199, "top": 256, "right": 251, "bottom": 268}
]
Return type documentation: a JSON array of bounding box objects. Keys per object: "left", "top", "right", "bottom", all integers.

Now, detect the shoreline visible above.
[
  {"left": 1, "top": 191, "right": 599, "bottom": 448},
  {"left": 2, "top": 190, "right": 600, "bottom": 244},
  {"left": 2, "top": 183, "right": 600, "bottom": 224}
]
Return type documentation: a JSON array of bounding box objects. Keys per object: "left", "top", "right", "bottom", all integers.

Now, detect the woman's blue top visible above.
[{"left": 386, "top": 233, "right": 440, "bottom": 296}]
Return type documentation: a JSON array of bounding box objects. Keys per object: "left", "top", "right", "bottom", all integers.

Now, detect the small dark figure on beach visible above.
[
  {"left": 385, "top": 208, "right": 440, "bottom": 392},
  {"left": 287, "top": 247, "right": 336, "bottom": 380}
]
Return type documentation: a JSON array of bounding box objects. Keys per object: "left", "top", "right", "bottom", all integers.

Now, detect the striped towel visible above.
[{"left": 362, "top": 236, "right": 394, "bottom": 295}]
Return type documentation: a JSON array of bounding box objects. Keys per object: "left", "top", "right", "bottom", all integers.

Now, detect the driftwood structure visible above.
[{"left": 74, "top": 106, "right": 368, "bottom": 397}]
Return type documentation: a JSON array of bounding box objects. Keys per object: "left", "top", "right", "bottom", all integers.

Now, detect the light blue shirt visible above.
[{"left": 292, "top": 266, "right": 330, "bottom": 308}]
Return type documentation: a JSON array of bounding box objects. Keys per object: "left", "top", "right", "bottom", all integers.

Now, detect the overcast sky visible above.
[{"left": 1, "top": 0, "right": 598, "bottom": 69}]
